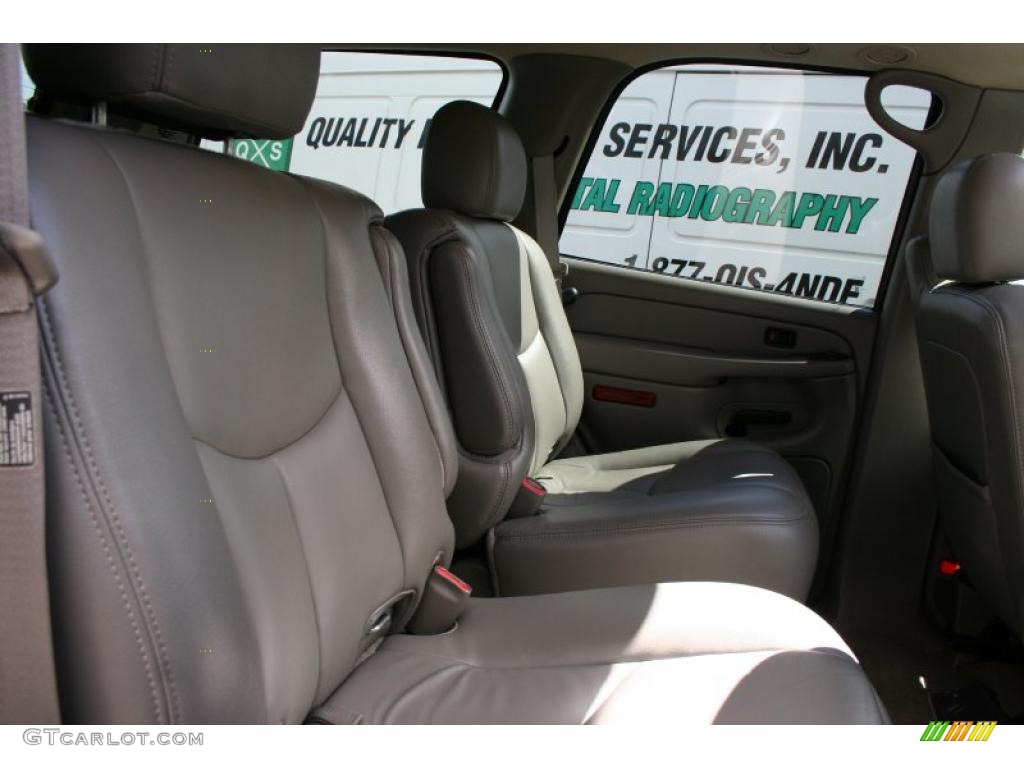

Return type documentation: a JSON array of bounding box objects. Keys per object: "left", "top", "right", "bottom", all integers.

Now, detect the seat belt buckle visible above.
[
  {"left": 507, "top": 476, "right": 547, "bottom": 519},
  {"left": 406, "top": 565, "right": 471, "bottom": 636},
  {"left": 552, "top": 260, "right": 569, "bottom": 289}
]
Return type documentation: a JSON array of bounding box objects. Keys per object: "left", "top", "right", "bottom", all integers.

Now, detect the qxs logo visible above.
[{"left": 920, "top": 720, "right": 997, "bottom": 742}]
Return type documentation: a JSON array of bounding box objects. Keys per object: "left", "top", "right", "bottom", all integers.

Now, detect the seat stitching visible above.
[
  {"left": 451, "top": 253, "right": 520, "bottom": 531},
  {"left": 189, "top": 386, "right": 345, "bottom": 462},
  {"left": 269, "top": 454, "right": 324, "bottom": 705},
  {"left": 38, "top": 301, "right": 166, "bottom": 723},
  {"left": 375, "top": 228, "right": 451, "bottom": 491},
  {"left": 394, "top": 213, "right": 525, "bottom": 535},
  {"left": 50, "top": 137, "right": 183, "bottom": 722},
  {"left": 405, "top": 211, "right": 458, "bottom": 372},
  {"left": 453, "top": 252, "right": 516, "bottom": 440}
]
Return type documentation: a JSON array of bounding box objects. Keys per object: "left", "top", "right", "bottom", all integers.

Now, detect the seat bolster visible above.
[
  {"left": 386, "top": 210, "right": 532, "bottom": 459},
  {"left": 316, "top": 582, "right": 886, "bottom": 724},
  {"left": 429, "top": 239, "right": 531, "bottom": 457},
  {"left": 368, "top": 224, "right": 458, "bottom": 498},
  {"left": 428, "top": 239, "right": 535, "bottom": 544},
  {"left": 386, "top": 210, "right": 535, "bottom": 546},
  {"left": 508, "top": 225, "right": 584, "bottom": 460}
]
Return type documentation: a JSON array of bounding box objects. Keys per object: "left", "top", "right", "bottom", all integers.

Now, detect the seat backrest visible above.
[
  {"left": 913, "top": 152, "right": 1024, "bottom": 636},
  {"left": 24, "top": 44, "right": 455, "bottom": 723},
  {"left": 387, "top": 100, "right": 584, "bottom": 547}
]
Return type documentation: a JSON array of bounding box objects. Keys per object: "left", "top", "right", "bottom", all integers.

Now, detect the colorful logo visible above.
[
  {"left": 920, "top": 721, "right": 997, "bottom": 741},
  {"left": 229, "top": 138, "right": 294, "bottom": 172}
]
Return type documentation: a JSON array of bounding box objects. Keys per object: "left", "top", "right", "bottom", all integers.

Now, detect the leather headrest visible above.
[
  {"left": 22, "top": 44, "right": 320, "bottom": 139},
  {"left": 422, "top": 100, "right": 527, "bottom": 221},
  {"left": 930, "top": 152, "right": 1024, "bottom": 284}
]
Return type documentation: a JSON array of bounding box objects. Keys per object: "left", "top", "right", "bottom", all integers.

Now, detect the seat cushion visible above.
[
  {"left": 490, "top": 440, "right": 817, "bottom": 599},
  {"left": 314, "top": 582, "right": 888, "bottom": 724},
  {"left": 537, "top": 438, "right": 785, "bottom": 494}
]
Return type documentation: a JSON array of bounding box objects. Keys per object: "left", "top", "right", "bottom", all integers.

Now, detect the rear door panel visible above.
[{"left": 563, "top": 258, "right": 873, "bottom": 552}]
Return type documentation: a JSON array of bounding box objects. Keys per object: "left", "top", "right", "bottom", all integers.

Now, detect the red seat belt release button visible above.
[
  {"left": 434, "top": 565, "right": 472, "bottom": 594},
  {"left": 939, "top": 559, "right": 962, "bottom": 576},
  {"left": 407, "top": 565, "right": 472, "bottom": 635}
]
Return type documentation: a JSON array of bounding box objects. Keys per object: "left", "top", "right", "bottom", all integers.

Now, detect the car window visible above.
[
  {"left": 214, "top": 51, "right": 504, "bottom": 214},
  {"left": 560, "top": 64, "right": 931, "bottom": 309},
  {"left": 23, "top": 52, "right": 503, "bottom": 216}
]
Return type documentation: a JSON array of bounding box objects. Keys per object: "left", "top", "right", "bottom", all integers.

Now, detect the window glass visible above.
[
  {"left": 19, "top": 60, "right": 34, "bottom": 106},
  {"left": 561, "top": 65, "right": 931, "bottom": 309},
  {"left": 222, "top": 51, "right": 504, "bottom": 213}
]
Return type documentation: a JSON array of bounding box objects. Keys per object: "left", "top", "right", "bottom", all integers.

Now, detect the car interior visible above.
[{"left": 1, "top": 41, "right": 1024, "bottom": 725}]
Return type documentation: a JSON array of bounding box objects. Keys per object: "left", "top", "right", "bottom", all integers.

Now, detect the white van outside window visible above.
[
  {"left": 560, "top": 65, "right": 931, "bottom": 309},
  {"left": 221, "top": 51, "right": 504, "bottom": 214}
]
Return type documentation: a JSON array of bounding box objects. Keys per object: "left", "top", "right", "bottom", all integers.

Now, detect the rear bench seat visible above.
[
  {"left": 387, "top": 101, "right": 818, "bottom": 600},
  {"left": 24, "top": 43, "right": 887, "bottom": 724}
]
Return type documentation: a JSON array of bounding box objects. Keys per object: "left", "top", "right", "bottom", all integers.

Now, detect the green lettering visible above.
[
  {"left": 745, "top": 188, "right": 776, "bottom": 226},
  {"left": 653, "top": 182, "right": 674, "bottom": 217},
  {"left": 846, "top": 196, "right": 878, "bottom": 234},
  {"left": 581, "top": 178, "right": 608, "bottom": 212},
  {"left": 627, "top": 181, "right": 655, "bottom": 215},
  {"left": 688, "top": 185, "right": 709, "bottom": 219},
  {"left": 791, "top": 193, "right": 824, "bottom": 228},
  {"left": 700, "top": 185, "right": 729, "bottom": 221},
  {"left": 668, "top": 184, "right": 695, "bottom": 217},
  {"left": 602, "top": 179, "right": 622, "bottom": 213},
  {"left": 722, "top": 187, "right": 752, "bottom": 223},
  {"left": 814, "top": 195, "right": 849, "bottom": 233},
  {"left": 767, "top": 192, "right": 797, "bottom": 228},
  {"left": 571, "top": 177, "right": 593, "bottom": 210}
]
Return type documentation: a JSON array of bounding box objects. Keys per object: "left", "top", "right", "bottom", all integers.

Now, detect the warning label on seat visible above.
[{"left": 1, "top": 391, "right": 34, "bottom": 467}]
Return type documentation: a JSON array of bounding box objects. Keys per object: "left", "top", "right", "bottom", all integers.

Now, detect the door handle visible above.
[{"left": 724, "top": 409, "right": 793, "bottom": 438}]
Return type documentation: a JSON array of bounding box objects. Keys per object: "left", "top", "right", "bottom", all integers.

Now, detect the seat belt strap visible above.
[
  {"left": 0, "top": 42, "right": 61, "bottom": 724},
  {"left": 530, "top": 154, "right": 568, "bottom": 288}
]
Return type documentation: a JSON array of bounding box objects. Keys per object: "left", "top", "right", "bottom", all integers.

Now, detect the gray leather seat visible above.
[
  {"left": 25, "top": 43, "right": 887, "bottom": 724},
  {"left": 388, "top": 101, "right": 819, "bottom": 600},
  {"left": 912, "top": 152, "right": 1024, "bottom": 638}
]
